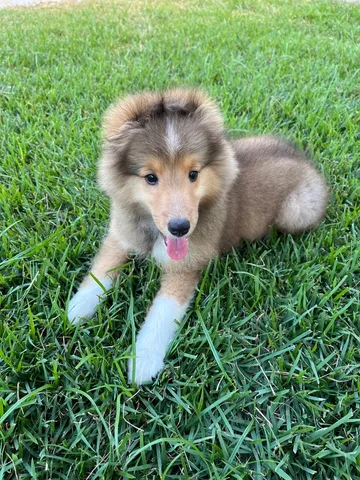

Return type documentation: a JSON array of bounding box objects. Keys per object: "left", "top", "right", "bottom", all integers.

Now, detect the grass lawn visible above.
[{"left": 1, "top": 0, "right": 360, "bottom": 477}]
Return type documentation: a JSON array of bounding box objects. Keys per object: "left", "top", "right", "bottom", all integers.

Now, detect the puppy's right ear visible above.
[
  {"left": 98, "top": 93, "right": 159, "bottom": 195},
  {"left": 98, "top": 117, "right": 139, "bottom": 195},
  {"left": 102, "top": 92, "right": 161, "bottom": 139},
  {"left": 104, "top": 120, "right": 138, "bottom": 154}
]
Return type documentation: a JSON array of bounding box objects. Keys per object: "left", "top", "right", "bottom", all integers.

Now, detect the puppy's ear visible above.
[
  {"left": 102, "top": 92, "right": 161, "bottom": 139},
  {"left": 165, "top": 100, "right": 199, "bottom": 117},
  {"left": 98, "top": 117, "right": 138, "bottom": 194},
  {"left": 105, "top": 121, "right": 138, "bottom": 150},
  {"left": 165, "top": 88, "right": 224, "bottom": 132}
]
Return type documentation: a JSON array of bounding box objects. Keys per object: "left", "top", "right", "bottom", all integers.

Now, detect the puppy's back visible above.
[{"left": 219, "top": 136, "right": 328, "bottom": 250}]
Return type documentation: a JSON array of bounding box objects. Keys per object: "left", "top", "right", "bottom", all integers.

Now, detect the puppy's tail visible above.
[{"left": 275, "top": 166, "right": 329, "bottom": 234}]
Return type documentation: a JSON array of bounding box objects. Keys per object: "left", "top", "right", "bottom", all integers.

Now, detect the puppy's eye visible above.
[
  {"left": 145, "top": 174, "right": 158, "bottom": 185},
  {"left": 189, "top": 171, "right": 198, "bottom": 182}
]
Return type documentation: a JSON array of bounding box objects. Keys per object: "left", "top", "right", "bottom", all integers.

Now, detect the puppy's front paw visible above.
[
  {"left": 67, "top": 288, "right": 100, "bottom": 324},
  {"left": 127, "top": 296, "right": 187, "bottom": 385},
  {"left": 67, "top": 277, "right": 112, "bottom": 324},
  {"left": 128, "top": 348, "right": 165, "bottom": 385}
]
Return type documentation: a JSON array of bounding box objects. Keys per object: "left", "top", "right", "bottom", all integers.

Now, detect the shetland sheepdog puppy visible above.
[{"left": 68, "top": 88, "right": 328, "bottom": 385}]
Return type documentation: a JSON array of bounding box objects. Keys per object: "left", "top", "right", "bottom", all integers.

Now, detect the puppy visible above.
[{"left": 68, "top": 88, "right": 328, "bottom": 385}]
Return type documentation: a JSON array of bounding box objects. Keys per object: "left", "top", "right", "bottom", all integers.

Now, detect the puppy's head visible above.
[{"left": 98, "top": 88, "right": 238, "bottom": 261}]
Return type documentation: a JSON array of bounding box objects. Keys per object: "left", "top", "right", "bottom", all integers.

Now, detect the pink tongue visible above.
[{"left": 166, "top": 237, "right": 188, "bottom": 261}]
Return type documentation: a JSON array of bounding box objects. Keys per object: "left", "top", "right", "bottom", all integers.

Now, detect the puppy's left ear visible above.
[{"left": 164, "top": 88, "right": 225, "bottom": 133}]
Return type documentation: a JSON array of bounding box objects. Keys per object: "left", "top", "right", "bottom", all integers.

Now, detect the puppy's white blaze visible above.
[
  {"left": 128, "top": 296, "right": 188, "bottom": 385},
  {"left": 151, "top": 236, "right": 170, "bottom": 265},
  {"left": 67, "top": 277, "right": 112, "bottom": 324},
  {"left": 166, "top": 119, "right": 181, "bottom": 155}
]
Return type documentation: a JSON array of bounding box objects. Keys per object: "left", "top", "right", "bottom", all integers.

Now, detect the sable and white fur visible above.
[{"left": 68, "top": 88, "right": 328, "bottom": 385}]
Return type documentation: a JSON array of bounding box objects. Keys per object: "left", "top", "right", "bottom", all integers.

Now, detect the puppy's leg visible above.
[
  {"left": 128, "top": 270, "right": 199, "bottom": 385},
  {"left": 68, "top": 235, "right": 128, "bottom": 324},
  {"left": 275, "top": 167, "right": 329, "bottom": 234}
]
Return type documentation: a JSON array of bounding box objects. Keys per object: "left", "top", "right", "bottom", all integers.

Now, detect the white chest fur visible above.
[{"left": 151, "top": 236, "right": 170, "bottom": 266}]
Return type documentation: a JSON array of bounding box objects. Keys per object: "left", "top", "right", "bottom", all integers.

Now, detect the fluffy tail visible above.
[
  {"left": 231, "top": 136, "right": 329, "bottom": 242},
  {"left": 275, "top": 168, "right": 329, "bottom": 234}
]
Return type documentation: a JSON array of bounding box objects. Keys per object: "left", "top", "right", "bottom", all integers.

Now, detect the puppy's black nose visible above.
[{"left": 168, "top": 218, "right": 190, "bottom": 237}]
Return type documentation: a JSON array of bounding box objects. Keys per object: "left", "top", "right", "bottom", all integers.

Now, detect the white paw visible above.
[
  {"left": 127, "top": 296, "right": 188, "bottom": 385},
  {"left": 128, "top": 348, "right": 165, "bottom": 385},
  {"left": 67, "top": 278, "right": 112, "bottom": 324}
]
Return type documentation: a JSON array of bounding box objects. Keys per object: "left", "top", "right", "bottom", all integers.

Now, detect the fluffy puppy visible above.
[{"left": 68, "top": 88, "right": 328, "bottom": 385}]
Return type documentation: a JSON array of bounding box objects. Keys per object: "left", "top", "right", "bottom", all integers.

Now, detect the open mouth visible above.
[{"left": 163, "top": 236, "right": 188, "bottom": 261}]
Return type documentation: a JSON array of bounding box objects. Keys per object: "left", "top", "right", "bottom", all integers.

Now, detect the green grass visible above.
[{"left": 1, "top": 0, "right": 360, "bottom": 477}]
